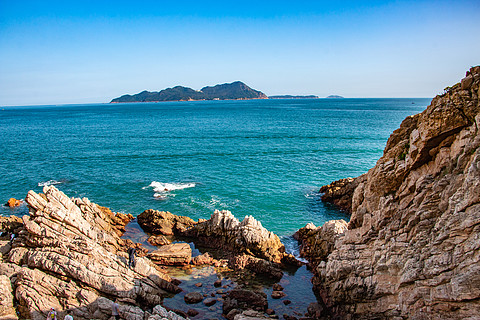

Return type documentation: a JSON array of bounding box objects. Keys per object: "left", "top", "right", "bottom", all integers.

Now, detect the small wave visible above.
[
  {"left": 148, "top": 181, "right": 196, "bottom": 192},
  {"left": 38, "top": 180, "right": 63, "bottom": 187},
  {"left": 281, "top": 235, "right": 308, "bottom": 263}
]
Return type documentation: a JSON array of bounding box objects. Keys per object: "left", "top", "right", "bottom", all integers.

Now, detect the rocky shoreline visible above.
[
  {"left": 0, "top": 186, "right": 319, "bottom": 320},
  {"left": 297, "top": 66, "right": 480, "bottom": 319},
  {"left": 1, "top": 66, "right": 479, "bottom": 320}
]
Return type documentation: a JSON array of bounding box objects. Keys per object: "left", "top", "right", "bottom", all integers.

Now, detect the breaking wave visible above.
[{"left": 144, "top": 181, "right": 196, "bottom": 198}]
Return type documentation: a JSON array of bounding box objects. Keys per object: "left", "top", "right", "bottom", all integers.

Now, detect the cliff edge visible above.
[{"left": 301, "top": 66, "right": 480, "bottom": 319}]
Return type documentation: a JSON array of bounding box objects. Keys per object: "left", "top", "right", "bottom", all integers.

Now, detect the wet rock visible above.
[
  {"left": 148, "top": 235, "right": 171, "bottom": 246},
  {"left": 192, "top": 252, "right": 214, "bottom": 265},
  {"left": 272, "top": 283, "right": 283, "bottom": 291},
  {"left": 226, "top": 309, "right": 241, "bottom": 320},
  {"left": 194, "top": 282, "right": 202, "bottom": 287},
  {"left": 187, "top": 308, "right": 199, "bottom": 317},
  {"left": 271, "top": 291, "right": 286, "bottom": 299},
  {"left": 306, "top": 302, "right": 324, "bottom": 319},
  {"left": 283, "top": 315, "right": 297, "bottom": 320},
  {"left": 184, "top": 292, "right": 204, "bottom": 304},
  {"left": 148, "top": 243, "right": 192, "bottom": 266},
  {"left": 5, "top": 198, "right": 22, "bottom": 207},
  {"left": 223, "top": 289, "right": 268, "bottom": 315},
  {"left": 214, "top": 279, "right": 222, "bottom": 287},
  {"left": 203, "top": 297, "right": 217, "bottom": 306},
  {"left": 283, "top": 300, "right": 291, "bottom": 305},
  {"left": 137, "top": 209, "right": 196, "bottom": 236},
  {"left": 266, "top": 308, "right": 275, "bottom": 315},
  {"left": 230, "top": 254, "right": 284, "bottom": 280},
  {"left": 234, "top": 309, "right": 272, "bottom": 319}
]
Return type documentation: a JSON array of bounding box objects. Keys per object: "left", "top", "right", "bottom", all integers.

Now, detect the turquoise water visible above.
[{"left": 0, "top": 99, "right": 429, "bottom": 236}]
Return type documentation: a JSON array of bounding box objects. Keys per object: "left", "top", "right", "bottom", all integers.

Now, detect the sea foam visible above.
[{"left": 146, "top": 181, "right": 196, "bottom": 198}]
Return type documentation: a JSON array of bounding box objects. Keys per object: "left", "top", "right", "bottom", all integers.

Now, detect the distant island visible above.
[
  {"left": 111, "top": 81, "right": 267, "bottom": 103},
  {"left": 326, "top": 95, "right": 344, "bottom": 98},
  {"left": 269, "top": 95, "right": 319, "bottom": 99}
]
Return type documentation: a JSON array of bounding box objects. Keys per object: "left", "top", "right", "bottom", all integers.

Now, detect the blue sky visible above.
[{"left": 0, "top": 0, "right": 479, "bottom": 105}]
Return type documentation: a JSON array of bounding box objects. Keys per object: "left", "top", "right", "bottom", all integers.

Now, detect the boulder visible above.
[
  {"left": 184, "top": 292, "right": 204, "bottom": 304},
  {"left": 230, "top": 254, "right": 284, "bottom": 280},
  {"left": 5, "top": 198, "right": 22, "bottom": 208},
  {"left": 223, "top": 289, "right": 268, "bottom": 315},
  {"left": 191, "top": 252, "right": 214, "bottom": 265},
  {"left": 138, "top": 209, "right": 197, "bottom": 236},
  {"left": 148, "top": 235, "right": 171, "bottom": 246},
  {"left": 147, "top": 243, "right": 192, "bottom": 266}
]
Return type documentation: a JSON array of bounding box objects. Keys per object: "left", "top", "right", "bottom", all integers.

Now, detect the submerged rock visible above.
[
  {"left": 306, "top": 66, "right": 480, "bottom": 319},
  {"left": 223, "top": 288, "right": 268, "bottom": 315}
]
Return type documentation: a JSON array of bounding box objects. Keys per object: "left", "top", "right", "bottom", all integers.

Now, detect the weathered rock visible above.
[
  {"left": 214, "top": 279, "right": 222, "bottom": 287},
  {"left": 230, "top": 254, "right": 284, "bottom": 280},
  {"left": 5, "top": 198, "right": 22, "bottom": 208},
  {"left": 184, "top": 292, "right": 204, "bottom": 304},
  {"left": 223, "top": 289, "right": 268, "bottom": 315},
  {"left": 319, "top": 176, "right": 366, "bottom": 213},
  {"left": 6, "top": 186, "right": 179, "bottom": 319},
  {"left": 183, "top": 210, "right": 294, "bottom": 264},
  {"left": 233, "top": 309, "right": 272, "bottom": 319},
  {"left": 0, "top": 274, "right": 17, "bottom": 319},
  {"left": 138, "top": 209, "right": 197, "bottom": 236},
  {"left": 148, "top": 242, "right": 192, "bottom": 266},
  {"left": 311, "top": 66, "right": 480, "bottom": 319},
  {"left": 294, "top": 220, "right": 347, "bottom": 268},
  {"left": 0, "top": 216, "right": 23, "bottom": 234},
  {"left": 191, "top": 252, "right": 214, "bottom": 265},
  {"left": 306, "top": 302, "right": 324, "bottom": 319},
  {"left": 152, "top": 305, "right": 187, "bottom": 320},
  {"left": 148, "top": 235, "right": 171, "bottom": 246}
]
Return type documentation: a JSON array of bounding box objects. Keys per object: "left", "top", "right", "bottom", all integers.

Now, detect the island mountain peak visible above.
[{"left": 111, "top": 81, "right": 267, "bottom": 103}]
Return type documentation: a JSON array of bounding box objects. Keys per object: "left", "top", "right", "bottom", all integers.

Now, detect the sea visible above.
[
  {"left": 1, "top": 98, "right": 429, "bottom": 235},
  {"left": 0, "top": 98, "right": 430, "bottom": 317}
]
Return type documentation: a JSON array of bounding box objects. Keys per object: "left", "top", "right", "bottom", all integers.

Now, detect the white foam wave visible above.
[
  {"left": 148, "top": 181, "right": 196, "bottom": 192},
  {"left": 38, "top": 180, "right": 63, "bottom": 187}
]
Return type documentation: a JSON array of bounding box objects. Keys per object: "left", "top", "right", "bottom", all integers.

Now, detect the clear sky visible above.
[{"left": 0, "top": 0, "right": 479, "bottom": 106}]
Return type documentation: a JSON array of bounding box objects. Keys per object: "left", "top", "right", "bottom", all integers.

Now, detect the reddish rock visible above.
[
  {"left": 266, "top": 308, "right": 275, "bottom": 315},
  {"left": 283, "top": 300, "right": 291, "bottom": 305},
  {"left": 214, "top": 279, "right": 222, "bottom": 287},
  {"left": 5, "top": 198, "right": 22, "bottom": 207},
  {"left": 194, "top": 282, "right": 202, "bottom": 287},
  {"left": 137, "top": 209, "right": 196, "bottom": 236},
  {"left": 147, "top": 235, "right": 171, "bottom": 246},
  {"left": 191, "top": 252, "right": 214, "bottom": 265}
]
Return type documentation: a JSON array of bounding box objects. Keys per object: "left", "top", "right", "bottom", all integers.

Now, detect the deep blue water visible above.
[{"left": 0, "top": 98, "right": 429, "bottom": 236}]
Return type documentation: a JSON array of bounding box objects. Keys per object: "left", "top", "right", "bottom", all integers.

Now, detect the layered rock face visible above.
[
  {"left": 1, "top": 186, "right": 181, "bottom": 320},
  {"left": 311, "top": 67, "right": 480, "bottom": 319}
]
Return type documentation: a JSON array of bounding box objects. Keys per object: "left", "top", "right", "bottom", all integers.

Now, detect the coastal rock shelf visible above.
[
  {"left": 0, "top": 186, "right": 182, "bottom": 320},
  {"left": 303, "top": 66, "right": 480, "bottom": 319}
]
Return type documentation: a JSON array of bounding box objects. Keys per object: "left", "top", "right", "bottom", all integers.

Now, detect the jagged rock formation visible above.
[
  {"left": 183, "top": 210, "right": 289, "bottom": 264},
  {"left": 111, "top": 81, "right": 267, "bottom": 103},
  {"left": 0, "top": 186, "right": 181, "bottom": 320},
  {"left": 147, "top": 243, "right": 192, "bottom": 266},
  {"left": 307, "top": 66, "right": 480, "bottom": 319}
]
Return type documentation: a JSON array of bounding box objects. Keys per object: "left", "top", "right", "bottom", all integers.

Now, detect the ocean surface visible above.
[{"left": 1, "top": 98, "right": 429, "bottom": 237}]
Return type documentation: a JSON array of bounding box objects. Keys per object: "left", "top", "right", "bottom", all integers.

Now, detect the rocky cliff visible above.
[
  {"left": 301, "top": 66, "right": 480, "bottom": 319},
  {"left": 0, "top": 186, "right": 182, "bottom": 320}
]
